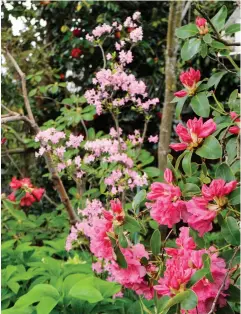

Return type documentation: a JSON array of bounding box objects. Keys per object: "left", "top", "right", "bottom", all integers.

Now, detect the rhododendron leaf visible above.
[
  {"left": 228, "top": 89, "right": 239, "bottom": 110},
  {"left": 132, "top": 190, "right": 146, "bottom": 211},
  {"left": 190, "top": 92, "right": 210, "bottom": 117},
  {"left": 215, "top": 303, "right": 235, "bottom": 314},
  {"left": 124, "top": 215, "right": 141, "bottom": 233},
  {"left": 181, "top": 38, "right": 201, "bottom": 61},
  {"left": 221, "top": 217, "right": 240, "bottom": 246},
  {"left": 189, "top": 229, "right": 205, "bottom": 248},
  {"left": 200, "top": 42, "right": 208, "bottom": 58},
  {"left": 175, "top": 96, "right": 187, "bottom": 119},
  {"left": 215, "top": 163, "right": 235, "bottom": 182},
  {"left": 15, "top": 190, "right": 26, "bottom": 201},
  {"left": 211, "top": 40, "right": 226, "bottom": 49},
  {"left": 207, "top": 71, "right": 227, "bottom": 89},
  {"left": 225, "top": 23, "right": 241, "bottom": 34},
  {"left": 228, "top": 187, "right": 240, "bottom": 205},
  {"left": 143, "top": 167, "right": 161, "bottom": 178},
  {"left": 196, "top": 135, "right": 222, "bottom": 159},
  {"left": 119, "top": 232, "right": 128, "bottom": 248},
  {"left": 202, "top": 253, "right": 214, "bottom": 282},
  {"left": 161, "top": 290, "right": 197, "bottom": 312},
  {"left": 203, "top": 33, "right": 212, "bottom": 44},
  {"left": 186, "top": 268, "right": 209, "bottom": 288},
  {"left": 226, "top": 137, "right": 237, "bottom": 163},
  {"left": 114, "top": 246, "right": 128, "bottom": 269},
  {"left": 150, "top": 229, "right": 161, "bottom": 255},
  {"left": 182, "top": 183, "right": 200, "bottom": 198},
  {"left": 227, "top": 285, "right": 241, "bottom": 303},
  {"left": 175, "top": 23, "right": 199, "bottom": 39},
  {"left": 211, "top": 5, "right": 227, "bottom": 32},
  {"left": 149, "top": 220, "right": 159, "bottom": 230},
  {"left": 182, "top": 151, "right": 193, "bottom": 176}
]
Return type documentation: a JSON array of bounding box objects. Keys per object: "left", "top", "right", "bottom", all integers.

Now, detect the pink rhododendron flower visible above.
[
  {"left": 196, "top": 17, "right": 209, "bottom": 35},
  {"left": 147, "top": 169, "right": 188, "bottom": 228},
  {"left": 170, "top": 117, "right": 216, "bottom": 152},
  {"left": 148, "top": 135, "right": 158, "bottom": 143},
  {"left": 174, "top": 68, "right": 201, "bottom": 97},
  {"left": 187, "top": 179, "right": 237, "bottom": 236},
  {"left": 229, "top": 111, "right": 240, "bottom": 134}
]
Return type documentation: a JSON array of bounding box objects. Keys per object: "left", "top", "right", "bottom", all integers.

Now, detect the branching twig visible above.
[{"left": 207, "top": 246, "right": 240, "bottom": 314}]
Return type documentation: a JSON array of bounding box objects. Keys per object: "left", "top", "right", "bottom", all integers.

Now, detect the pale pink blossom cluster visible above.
[
  {"left": 66, "top": 134, "right": 84, "bottom": 148},
  {"left": 129, "top": 27, "right": 143, "bottom": 43},
  {"left": 86, "top": 23, "right": 112, "bottom": 42},
  {"left": 154, "top": 227, "right": 229, "bottom": 313},
  {"left": 35, "top": 128, "right": 65, "bottom": 146},
  {"left": 128, "top": 130, "right": 143, "bottom": 146},
  {"left": 148, "top": 135, "right": 158, "bottom": 143},
  {"left": 109, "top": 127, "right": 123, "bottom": 138},
  {"left": 119, "top": 50, "right": 133, "bottom": 65},
  {"left": 105, "top": 168, "right": 148, "bottom": 195},
  {"left": 84, "top": 138, "right": 126, "bottom": 157}
]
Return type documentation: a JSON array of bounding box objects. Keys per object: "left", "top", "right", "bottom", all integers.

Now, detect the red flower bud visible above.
[
  {"left": 1, "top": 138, "right": 7, "bottom": 145},
  {"left": 127, "top": 27, "right": 135, "bottom": 33},
  {"left": 59, "top": 73, "right": 65, "bottom": 80},
  {"left": 115, "top": 31, "right": 121, "bottom": 39}
]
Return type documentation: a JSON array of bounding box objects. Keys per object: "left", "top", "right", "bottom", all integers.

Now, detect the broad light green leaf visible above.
[
  {"left": 225, "top": 23, "right": 240, "bottom": 34},
  {"left": 150, "top": 229, "right": 161, "bottom": 255},
  {"left": 190, "top": 92, "right": 210, "bottom": 117},
  {"left": 132, "top": 190, "right": 146, "bottom": 210},
  {"left": 69, "top": 279, "right": 103, "bottom": 303},
  {"left": 175, "top": 23, "right": 198, "bottom": 39},
  {"left": 161, "top": 290, "right": 198, "bottom": 312},
  {"left": 221, "top": 217, "right": 240, "bottom": 246},
  {"left": 124, "top": 215, "right": 141, "bottom": 233},
  {"left": 181, "top": 38, "right": 201, "bottom": 61},
  {"left": 144, "top": 167, "right": 161, "bottom": 178},
  {"left": 211, "top": 5, "right": 227, "bottom": 32},
  {"left": 203, "top": 33, "right": 212, "bottom": 44},
  {"left": 207, "top": 71, "right": 227, "bottom": 89},
  {"left": 175, "top": 96, "right": 187, "bottom": 119},
  {"left": 211, "top": 40, "right": 226, "bottom": 49},
  {"left": 228, "top": 89, "right": 238, "bottom": 110},
  {"left": 196, "top": 135, "right": 222, "bottom": 159},
  {"left": 215, "top": 163, "right": 235, "bottom": 182}
]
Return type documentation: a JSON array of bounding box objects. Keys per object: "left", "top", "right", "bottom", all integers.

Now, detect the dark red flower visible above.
[
  {"left": 1, "top": 138, "right": 7, "bottom": 145},
  {"left": 127, "top": 27, "right": 136, "bottom": 33},
  {"left": 115, "top": 31, "right": 121, "bottom": 39},
  {"left": 60, "top": 73, "right": 65, "bottom": 80},
  {"left": 72, "top": 29, "right": 81, "bottom": 37}
]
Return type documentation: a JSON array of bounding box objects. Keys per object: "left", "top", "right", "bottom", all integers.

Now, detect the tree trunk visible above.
[{"left": 158, "top": 1, "right": 183, "bottom": 171}]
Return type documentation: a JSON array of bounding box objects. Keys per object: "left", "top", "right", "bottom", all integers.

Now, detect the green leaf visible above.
[
  {"left": 2, "top": 200, "right": 26, "bottom": 220},
  {"left": 221, "top": 217, "right": 240, "bottom": 246},
  {"left": 14, "top": 284, "right": 59, "bottom": 308},
  {"left": 150, "top": 229, "right": 161, "bottom": 255},
  {"left": 181, "top": 38, "right": 201, "bottom": 61},
  {"left": 190, "top": 229, "right": 205, "bottom": 248},
  {"left": 228, "top": 89, "right": 238, "bottom": 110},
  {"left": 200, "top": 42, "right": 208, "bottom": 58},
  {"left": 190, "top": 92, "right": 210, "bottom": 117},
  {"left": 207, "top": 71, "right": 227, "bottom": 89},
  {"left": 202, "top": 253, "right": 214, "bottom": 282},
  {"left": 144, "top": 167, "right": 161, "bottom": 178},
  {"left": 175, "top": 23, "right": 198, "bottom": 39},
  {"left": 132, "top": 190, "right": 146, "bottom": 210},
  {"left": 211, "top": 5, "right": 227, "bottom": 32},
  {"left": 124, "top": 215, "right": 141, "bottom": 233},
  {"left": 211, "top": 41, "right": 226, "bottom": 49},
  {"left": 182, "top": 151, "right": 193, "bottom": 176},
  {"left": 215, "top": 163, "right": 235, "bottom": 182},
  {"left": 114, "top": 246, "right": 128, "bottom": 269},
  {"left": 225, "top": 23, "right": 240, "bottom": 34},
  {"left": 69, "top": 279, "right": 103, "bottom": 303},
  {"left": 50, "top": 85, "right": 58, "bottom": 94},
  {"left": 93, "top": 277, "right": 121, "bottom": 298},
  {"left": 187, "top": 268, "right": 209, "bottom": 288},
  {"left": 61, "top": 98, "right": 73, "bottom": 105},
  {"left": 227, "top": 285, "right": 241, "bottom": 303},
  {"left": 81, "top": 113, "right": 95, "bottom": 121},
  {"left": 36, "top": 296, "right": 58, "bottom": 314},
  {"left": 149, "top": 220, "right": 159, "bottom": 230},
  {"left": 175, "top": 96, "right": 187, "bottom": 119},
  {"left": 182, "top": 183, "right": 200, "bottom": 198},
  {"left": 203, "top": 33, "right": 212, "bottom": 44},
  {"left": 196, "top": 135, "right": 222, "bottom": 159},
  {"left": 161, "top": 290, "right": 198, "bottom": 312},
  {"left": 119, "top": 232, "right": 128, "bottom": 248},
  {"left": 228, "top": 187, "right": 240, "bottom": 205},
  {"left": 7, "top": 280, "right": 20, "bottom": 294},
  {"left": 28, "top": 89, "right": 37, "bottom": 97}
]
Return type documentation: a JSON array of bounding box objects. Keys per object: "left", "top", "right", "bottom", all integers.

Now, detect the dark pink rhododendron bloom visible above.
[
  {"left": 229, "top": 111, "right": 240, "bottom": 135},
  {"left": 174, "top": 68, "right": 201, "bottom": 98},
  {"left": 154, "top": 228, "right": 229, "bottom": 313},
  {"left": 196, "top": 16, "right": 209, "bottom": 35},
  {"left": 186, "top": 179, "right": 237, "bottom": 236},
  {"left": 147, "top": 169, "right": 188, "bottom": 228},
  {"left": 170, "top": 117, "right": 216, "bottom": 152}
]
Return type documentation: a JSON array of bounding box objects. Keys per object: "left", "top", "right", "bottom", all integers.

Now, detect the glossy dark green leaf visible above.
[
  {"left": 196, "top": 135, "right": 222, "bottom": 159},
  {"left": 215, "top": 163, "right": 235, "bottom": 182},
  {"left": 190, "top": 92, "right": 210, "bottom": 117},
  {"left": 124, "top": 215, "right": 141, "bottom": 233},
  {"left": 150, "top": 229, "right": 161, "bottom": 255},
  {"left": 221, "top": 217, "right": 240, "bottom": 246},
  {"left": 144, "top": 167, "right": 161, "bottom": 178},
  {"left": 187, "top": 268, "right": 209, "bottom": 288},
  {"left": 211, "top": 5, "right": 227, "bottom": 31},
  {"left": 175, "top": 96, "right": 187, "bottom": 119},
  {"left": 228, "top": 187, "right": 240, "bottom": 205},
  {"left": 207, "top": 71, "right": 227, "bottom": 89},
  {"left": 203, "top": 33, "right": 212, "bottom": 44},
  {"left": 182, "top": 151, "right": 193, "bottom": 176},
  {"left": 175, "top": 23, "right": 199, "bottom": 39},
  {"left": 114, "top": 246, "right": 128, "bottom": 269},
  {"left": 182, "top": 183, "right": 200, "bottom": 198},
  {"left": 225, "top": 23, "right": 240, "bottom": 34},
  {"left": 132, "top": 190, "right": 146, "bottom": 210},
  {"left": 181, "top": 38, "right": 201, "bottom": 61}
]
